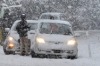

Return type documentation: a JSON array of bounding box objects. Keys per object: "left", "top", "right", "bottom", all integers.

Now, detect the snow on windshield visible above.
[{"left": 39, "top": 22, "right": 72, "bottom": 35}]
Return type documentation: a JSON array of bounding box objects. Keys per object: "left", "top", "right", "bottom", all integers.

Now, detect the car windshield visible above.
[
  {"left": 39, "top": 22, "right": 72, "bottom": 35},
  {"left": 12, "top": 22, "right": 37, "bottom": 31},
  {"left": 40, "top": 15, "right": 58, "bottom": 19}
]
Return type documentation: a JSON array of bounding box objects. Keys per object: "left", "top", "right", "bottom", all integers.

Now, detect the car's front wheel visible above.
[
  {"left": 70, "top": 49, "right": 78, "bottom": 59},
  {"left": 12, "top": 51, "right": 15, "bottom": 55},
  {"left": 31, "top": 50, "right": 36, "bottom": 58},
  {"left": 70, "top": 55, "right": 78, "bottom": 59},
  {"left": 3, "top": 48, "right": 10, "bottom": 55},
  {"left": 66, "top": 50, "right": 78, "bottom": 59}
]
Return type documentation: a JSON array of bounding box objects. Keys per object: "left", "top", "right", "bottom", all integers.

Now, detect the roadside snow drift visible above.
[{"left": 0, "top": 30, "right": 100, "bottom": 66}]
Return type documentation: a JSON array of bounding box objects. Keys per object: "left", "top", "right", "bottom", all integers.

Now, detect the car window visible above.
[
  {"left": 39, "top": 22, "right": 72, "bottom": 35},
  {"left": 12, "top": 22, "right": 37, "bottom": 31}
]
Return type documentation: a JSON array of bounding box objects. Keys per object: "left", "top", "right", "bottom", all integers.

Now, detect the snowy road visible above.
[{"left": 0, "top": 31, "right": 100, "bottom": 66}]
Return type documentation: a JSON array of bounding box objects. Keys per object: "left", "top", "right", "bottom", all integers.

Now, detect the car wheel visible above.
[
  {"left": 3, "top": 44, "right": 9, "bottom": 55},
  {"left": 65, "top": 55, "right": 77, "bottom": 59},
  {"left": 69, "top": 54, "right": 78, "bottom": 59},
  {"left": 72, "top": 50, "right": 78, "bottom": 59},
  {"left": 70, "top": 50, "right": 78, "bottom": 59},
  {"left": 38, "top": 54, "right": 44, "bottom": 58},
  {"left": 31, "top": 50, "right": 36, "bottom": 58},
  {"left": 12, "top": 51, "right": 15, "bottom": 55},
  {"left": 66, "top": 56, "right": 70, "bottom": 59},
  {"left": 3, "top": 49, "right": 10, "bottom": 55},
  {"left": 70, "top": 55, "right": 77, "bottom": 59}
]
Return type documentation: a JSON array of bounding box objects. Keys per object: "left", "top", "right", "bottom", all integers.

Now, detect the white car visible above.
[
  {"left": 39, "top": 12, "right": 66, "bottom": 20},
  {"left": 3, "top": 20, "right": 38, "bottom": 55},
  {"left": 31, "top": 20, "right": 78, "bottom": 59}
]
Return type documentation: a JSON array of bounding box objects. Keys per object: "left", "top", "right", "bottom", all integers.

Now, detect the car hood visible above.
[
  {"left": 38, "top": 34, "right": 74, "bottom": 42},
  {"left": 36, "top": 34, "right": 76, "bottom": 50}
]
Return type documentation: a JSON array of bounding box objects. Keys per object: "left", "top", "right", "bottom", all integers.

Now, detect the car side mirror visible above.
[{"left": 5, "top": 28, "right": 10, "bottom": 32}]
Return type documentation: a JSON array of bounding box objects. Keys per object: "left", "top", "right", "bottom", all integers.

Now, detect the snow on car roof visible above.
[
  {"left": 14, "top": 20, "right": 38, "bottom": 23},
  {"left": 11, "top": 20, "right": 38, "bottom": 31},
  {"left": 11, "top": 20, "right": 38, "bottom": 28},
  {"left": 41, "top": 12, "right": 63, "bottom": 15},
  {"left": 38, "top": 20, "right": 71, "bottom": 26}
]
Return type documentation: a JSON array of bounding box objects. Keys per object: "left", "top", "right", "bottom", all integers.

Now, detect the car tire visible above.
[
  {"left": 66, "top": 54, "right": 78, "bottom": 59},
  {"left": 70, "top": 49, "right": 78, "bottom": 59},
  {"left": 12, "top": 51, "right": 15, "bottom": 55},
  {"left": 70, "top": 54, "right": 78, "bottom": 59},
  {"left": 31, "top": 50, "right": 36, "bottom": 58},
  {"left": 73, "top": 50, "right": 78, "bottom": 59},
  {"left": 3, "top": 44, "right": 9, "bottom": 55},
  {"left": 70, "top": 56, "right": 76, "bottom": 59},
  {"left": 3, "top": 48, "right": 10, "bottom": 55}
]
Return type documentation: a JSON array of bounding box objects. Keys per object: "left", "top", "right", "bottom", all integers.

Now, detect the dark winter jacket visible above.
[{"left": 16, "top": 20, "right": 30, "bottom": 37}]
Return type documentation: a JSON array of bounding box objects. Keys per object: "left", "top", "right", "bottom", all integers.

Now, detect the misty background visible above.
[{"left": 0, "top": 0, "right": 100, "bottom": 30}]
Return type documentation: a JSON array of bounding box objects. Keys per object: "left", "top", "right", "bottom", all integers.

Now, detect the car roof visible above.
[
  {"left": 41, "top": 12, "right": 63, "bottom": 15},
  {"left": 10, "top": 20, "right": 38, "bottom": 30},
  {"left": 14, "top": 20, "right": 38, "bottom": 23},
  {"left": 38, "top": 20, "right": 71, "bottom": 26}
]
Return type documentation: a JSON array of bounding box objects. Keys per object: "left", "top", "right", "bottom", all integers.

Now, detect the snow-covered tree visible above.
[{"left": 1, "top": 0, "right": 100, "bottom": 30}]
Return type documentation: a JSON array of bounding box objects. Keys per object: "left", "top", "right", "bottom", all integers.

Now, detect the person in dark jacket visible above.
[{"left": 16, "top": 14, "right": 30, "bottom": 56}]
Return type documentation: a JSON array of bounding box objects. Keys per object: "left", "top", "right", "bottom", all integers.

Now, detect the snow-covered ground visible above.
[{"left": 0, "top": 30, "right": 100, "bottom": 66}]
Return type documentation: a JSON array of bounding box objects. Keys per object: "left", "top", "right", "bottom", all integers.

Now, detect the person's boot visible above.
[
  {"left": 25, "top": 52, "right": 29, "bottom": 56},
  {"left": 20, "top": 51, "right": 25, "bottom": 56}
]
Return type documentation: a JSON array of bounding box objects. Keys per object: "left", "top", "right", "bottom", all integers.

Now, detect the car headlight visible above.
[
  {"left": 8, "top": 43, "right": 14, "bottom": 49},
  {"left": 67, "top": 39, "right": 76, "bottom": 46},
  {"left": 36, "top": 37, "right": 45, "bottom": 44},
  {"left": 8, "top": 36, "right": 14, "bottom": 41}
]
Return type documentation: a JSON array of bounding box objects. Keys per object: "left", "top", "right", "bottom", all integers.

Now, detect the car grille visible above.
[
  {"left": 47, "top": 41, "right": 63, "bottom": 44},
  {"left": 53, "top": 50, "right": 63, "bottom": 53}
]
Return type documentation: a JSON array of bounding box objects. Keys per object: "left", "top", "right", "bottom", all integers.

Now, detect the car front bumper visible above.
[
  {"left": 5, "top": 41, "right": 19, "bottom": 51},
  {"left": 34, "top": 47, "right": 78, "bottom": 57}
]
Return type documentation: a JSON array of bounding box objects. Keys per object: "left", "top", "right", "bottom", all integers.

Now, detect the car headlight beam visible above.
[
  {"left": 36, "top": 37, "right": 45, "bottom": 44},
  {"left": 67, "top": 39, "right": 76, "bottom": 46},
  {"left": 8, "top": 43, "right": 14, "bottom": 48}
]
